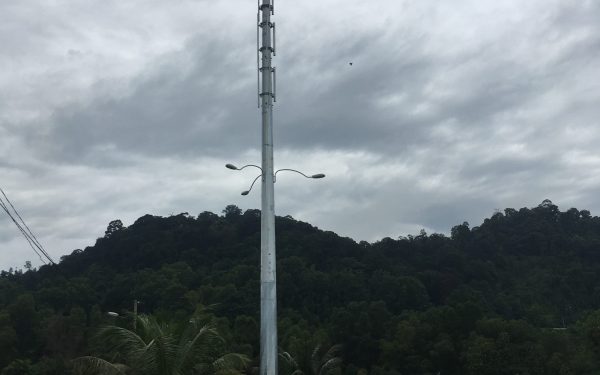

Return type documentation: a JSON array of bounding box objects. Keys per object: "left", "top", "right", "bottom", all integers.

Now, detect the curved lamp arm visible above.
[
  {"left": 275, "top": 168, "right": 325, "bottom": 180},
  {"left": 241, "top": 174, "right": 262, "bottom": 196},
  {"left": 229, "top": 166, "right": 324, "bottom": 196},
  {"left": 226, "top": 163, "right": 263, "bottom": 172}
]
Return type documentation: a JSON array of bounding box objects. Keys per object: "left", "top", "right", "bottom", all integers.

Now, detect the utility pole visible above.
[
  {"left": 257, "top": 1, "right": 277, "bottom": 374},
  {"left": 229, "top": 2, "right": 322, "bottom": 373}
]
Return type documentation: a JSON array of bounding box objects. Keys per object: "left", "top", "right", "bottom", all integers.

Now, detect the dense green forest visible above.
[{"left": 2, "top": 199, "right": 600, "bottom": 374}]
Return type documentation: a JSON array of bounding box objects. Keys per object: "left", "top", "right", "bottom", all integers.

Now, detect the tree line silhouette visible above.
[{"left": 2, "top": 200, "right": 600, "bottom": 373}]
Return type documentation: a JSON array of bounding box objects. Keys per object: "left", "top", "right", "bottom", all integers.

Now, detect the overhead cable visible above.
[
  {"left": 0, "top": 188, "right": 55, "bottom": 265},
  {"left": 0, "top": 188, "right": 54, "bottom": 263},
  {"left": 0, "top": 199, "right": 47, "bottom": 264}
]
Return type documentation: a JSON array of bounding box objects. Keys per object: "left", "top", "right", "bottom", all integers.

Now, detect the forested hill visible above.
[{"left": 4, "top": 200, "right": 600, "bottom": 374}]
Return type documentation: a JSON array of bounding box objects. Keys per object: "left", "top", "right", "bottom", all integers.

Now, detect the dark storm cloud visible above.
[
  {"left": 38, "top": 38, "right": 258, "bottom": 162},
  {"left": 278, "top": 54, "right": 436, "bottom": 152},
  {"left": 31, "top": 0, "right": 600, "bottom": 169}
]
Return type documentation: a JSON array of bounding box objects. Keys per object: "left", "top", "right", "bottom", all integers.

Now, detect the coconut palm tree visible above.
[
  {"left": 307, "top": 344, "right": 343, "bottom": 375},
  {"left": 73, "top": 314, "right": 249, "bottom": 375},
  {"left": 279, "top": 343, "right": 342, "bottom": 375}
]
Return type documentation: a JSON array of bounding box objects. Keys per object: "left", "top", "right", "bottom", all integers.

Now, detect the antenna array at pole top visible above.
[
  {"left": 258, "top": 0, "right": 274, "bottom": 14},
  {"left": 257, "top": 0, "right": 276, "bottom": 108}
]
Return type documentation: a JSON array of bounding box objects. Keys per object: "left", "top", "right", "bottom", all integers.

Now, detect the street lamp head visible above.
[
  {"left": 226, "top": 163, "right": 239, "bottom": 170},
  {"left": 311, "top": 173, "right": 326, "bottom": 179},
  {"left": 107, "top": 311, "right": 119, "bottom": 317},
  {"left": 241, "top": 190, "right": 250, "bottom": 196}
]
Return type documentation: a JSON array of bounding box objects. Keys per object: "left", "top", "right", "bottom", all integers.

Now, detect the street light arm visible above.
[
  {"left": 226, "top": 163, "right": 263, "bottom": 172},
  {"left": 242, "top": 174, "right": 263, "bottom": 196},
  {"left": 275, "top": 169, "right": 326, "bottom": 179},
  {"left": 239, "top": 164, "right": 263, "bottom": 172}
]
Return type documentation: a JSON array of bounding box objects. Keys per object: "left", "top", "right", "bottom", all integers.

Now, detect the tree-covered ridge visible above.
[{"left": 2, "top": 200, "right": 600, "bottom": 373}]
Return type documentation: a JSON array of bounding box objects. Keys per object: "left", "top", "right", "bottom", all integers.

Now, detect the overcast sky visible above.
[{"left": 1, "top": 0, "right": 599, "bottom": 270}]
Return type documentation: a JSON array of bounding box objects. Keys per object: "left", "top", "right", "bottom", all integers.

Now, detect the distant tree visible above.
[
  {"left": 222, "top": 205, "right": 242, "bottom": 219},
  {"left": 105, "top": 220, "right": 124, "bottom": 238},
  {"left": 581, "top": 209, "right": 592, "bottom": 219},
  {"left": 197, "top": 211, "right": 218, "bottom": 221},
  {"left": 0, "top": 312, "right": 17, "bottom": 369},
  {"left": 243, "top": 209, "right": 261, "bottom": 218},
  {"left": 8, "top": 294, "right": 39, "bottom": 356},
  {"left": 451, "top": 222, "right": 470, "bottom": 243},
  {"left": 1, "top": 359, "right": 35, "bottom": 375}
]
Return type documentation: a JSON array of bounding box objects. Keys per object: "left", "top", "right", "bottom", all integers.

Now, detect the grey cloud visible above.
[
  {"left": 274, "top": 21, "right": 579, "bottom": 159},
  {"left": 277, "top": 44, "right": 435, "bottom": 152},
  {"left": 37, "top": 38, "right": 259, "bottom": 163},
  {"left": 458, "top": 154, "right": 557, "bottom": 182},
  {"left": 28, "top": 0, "right": 600, "bottom": 168},
  {"left": 415, "top": 198, "right": 492, "bottom": 233},
  {"left": 2, "top": 0, "right": 600, "bottom": 271}
]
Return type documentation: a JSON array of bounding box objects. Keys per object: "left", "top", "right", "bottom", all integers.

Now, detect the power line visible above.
[
  {"left": 0, "top": 199, "right": 47, "bottom": 264},
  {"left": 0, "top": 188, "right": 55, "bottom": 265},
  {"left": 0, "top": 198, "right": 54, "bottom": 265},
  {"left": 0, "top": 188, "right": 54, "bottom": 263},
  {"left": 0, "top": 195, "right": 52, "bottom": 264}
]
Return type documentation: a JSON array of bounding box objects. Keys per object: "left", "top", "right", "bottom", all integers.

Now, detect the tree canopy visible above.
[{"left": 2, "top": 200, "right": 600, "bottom": 373}]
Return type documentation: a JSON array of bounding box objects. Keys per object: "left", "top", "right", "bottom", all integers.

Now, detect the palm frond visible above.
[
  {"left": 310, "top": 344, "right": 322, "bottom": 375},
  {"left": 318, "top": 357, "right": 342, "bottom": 375},
  {"left": 279, "top": 351, "right": 299, "bottom": 369},
  {"left": 321, "top": 344, "right": 342, "bottom": 363},
  {"left": 84, "top": 314, "right": 245, "bottom": 375},
  {"left": 174, "top": 323, "right": 222, "bottom": 373},
  {"left": 94, "top": 316, "right": 178, "bottom": 374},
  {"left": 153, "top": 329, "right": 179, "bottom": 375},
  {"left": 96, "top": 325, "right": 148, "bottom": 353},
  {"left": 213, "top": 369, "right": 247, "bottom": 375},
  {"left": 72, "top": 356, "right": 128, "bottom": 375},
  {"left": 212, "top": 353, "right": 251, "bottom": 372},
  {"left": 307, "top": 343, "right": 342, "bottom": 375},
  {"left": 279, "top": 351, "right": 303, "bottom": 375}
]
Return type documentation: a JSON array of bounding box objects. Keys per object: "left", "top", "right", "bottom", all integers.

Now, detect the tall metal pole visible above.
[{"left": 258, "top": 1, "right": 277, "bottom": 374}]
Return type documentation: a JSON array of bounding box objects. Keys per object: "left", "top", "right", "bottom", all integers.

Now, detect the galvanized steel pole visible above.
[{"left": 258, "top": 1, "right": 277, "bottom": 375}]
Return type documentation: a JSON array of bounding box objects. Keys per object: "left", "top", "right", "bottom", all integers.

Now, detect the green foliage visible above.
[
  {"left": 280, "top": 342, "right": 342, "bottom": 375},
  {"left": 3, "top": 201, "right": 600, "bottom": 372},
  {"left": 105, "top": 220, "right": 124, "bottom": 238},
  {"left": 73, "top": 313, "right": 249, "bottom": 375}
]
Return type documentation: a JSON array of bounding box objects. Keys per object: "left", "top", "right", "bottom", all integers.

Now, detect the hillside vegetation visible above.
[{"left": 2, "top": 200, "right": 600, "bottom": 374}]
